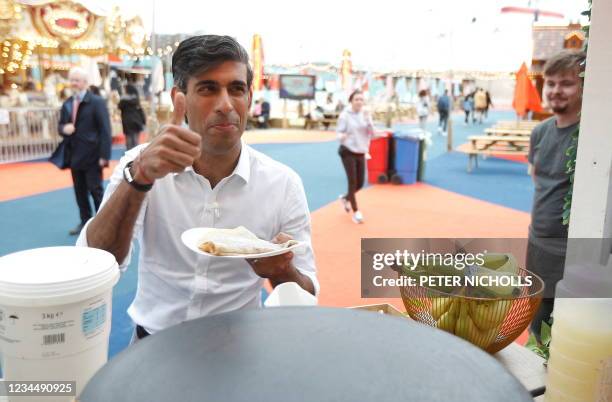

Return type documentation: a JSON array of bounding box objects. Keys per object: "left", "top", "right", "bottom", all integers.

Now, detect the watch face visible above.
[{"left": 124, "top": 163, "right": 135, "bottom": 182}]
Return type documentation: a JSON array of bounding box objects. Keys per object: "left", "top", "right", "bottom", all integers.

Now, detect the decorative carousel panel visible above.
[{"left": 30, "top": 1, "right": 98, "bottom": 43}]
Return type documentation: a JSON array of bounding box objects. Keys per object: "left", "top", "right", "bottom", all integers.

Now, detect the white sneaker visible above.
[
  {"left": 442, "top": 131, "right": 447, "bottom": 137},
  {"left": 352, "top": 211, "right": 364, "bottom": 224},
  {"left": 339, "top": 195, "right": 351, "bottom": 213}
]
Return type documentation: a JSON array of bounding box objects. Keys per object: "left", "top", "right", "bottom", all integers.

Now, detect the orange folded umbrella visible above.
[{"left": 513, "top": 63, "right": 543, "bottom": 117}]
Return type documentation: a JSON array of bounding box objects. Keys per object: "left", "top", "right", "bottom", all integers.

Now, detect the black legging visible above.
[
  {"left": 526, "top": 239, "right": 566, "bottom": 341},
  {"left": 339, "top": 146, "right": 365, "bottom": 212},
  {"left": 125, "top": 131, "right": 139, "bottom": 151}
]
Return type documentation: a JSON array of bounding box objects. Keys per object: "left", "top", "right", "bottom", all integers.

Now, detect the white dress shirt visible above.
[{"left": 77, "top": 142, "right": 318, "bottom": 334}]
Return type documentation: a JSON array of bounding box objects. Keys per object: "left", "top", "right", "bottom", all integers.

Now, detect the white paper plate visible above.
[{"left": 181, "top": 227, "right": 305, "bottom": 259}]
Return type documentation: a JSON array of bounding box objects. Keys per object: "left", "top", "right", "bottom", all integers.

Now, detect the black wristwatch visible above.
[{"left": 123, "top": 160, "right": 153, "bottom": 192}]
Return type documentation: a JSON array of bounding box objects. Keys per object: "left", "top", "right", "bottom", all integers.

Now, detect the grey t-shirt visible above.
[{"left": 528, "top": 117, "right": 578, "bottom": 255}]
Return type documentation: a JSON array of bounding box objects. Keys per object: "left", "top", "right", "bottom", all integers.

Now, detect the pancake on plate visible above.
[{"left": 198, "top": 226, "right": 297, "bottom": 256}]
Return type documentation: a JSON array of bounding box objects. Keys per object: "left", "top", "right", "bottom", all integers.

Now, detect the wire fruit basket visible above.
[{"left": 400, "top": 267, "right": 544, "bottom": 354}]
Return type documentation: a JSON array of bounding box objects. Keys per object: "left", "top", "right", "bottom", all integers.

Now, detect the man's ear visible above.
[{"left": 248, "top": 88, "right": 253, "bottom": 110}]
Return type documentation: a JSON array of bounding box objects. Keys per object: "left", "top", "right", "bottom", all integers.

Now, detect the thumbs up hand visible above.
[{"left": 131, "top": 92, "right": 202, "bottom": 185}]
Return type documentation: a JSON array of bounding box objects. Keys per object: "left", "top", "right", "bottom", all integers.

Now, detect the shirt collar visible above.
[
  {"left": 177, "top": 142, "right": 251, "bottom": 184},
  {"left": 74, "top": 90, "right": 87, "bottom": 102},
  {"left": 232, "top": 143, "right": 251, "bottom": 183}
]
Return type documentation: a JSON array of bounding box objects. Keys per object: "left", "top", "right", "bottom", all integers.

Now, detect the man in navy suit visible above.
[{"left": 59, "top": 67, "right": 112, "bottom": 235}]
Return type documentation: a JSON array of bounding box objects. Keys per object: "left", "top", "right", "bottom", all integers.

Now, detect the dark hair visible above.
[
  {"left": 543, "top": 49, "right": 586, "bottom": 77},
  {"left": 172, "top": 35, "right": 253, "bottom": 92},
  {"left": 418, "top": 89, "right": 427, "bottom": 97},
  {"left": 348, "top": 90, "right": 363, "bottom": 103}
]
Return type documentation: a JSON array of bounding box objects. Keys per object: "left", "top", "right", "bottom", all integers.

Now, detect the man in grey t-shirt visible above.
[{"left": 527, "top": 50, "right": 585, "bottom": 339}]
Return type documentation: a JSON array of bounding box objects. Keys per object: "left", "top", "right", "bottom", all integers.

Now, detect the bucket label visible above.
[
  {"left": 82, "top": 301, "right": 106, "bottom": 338},
  {"left": 0, "top": 293, "right": 112, "bottom": 359}
]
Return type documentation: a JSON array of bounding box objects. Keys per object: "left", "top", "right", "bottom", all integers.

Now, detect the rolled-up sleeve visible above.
[
  {"left": 75, "top": 145, "right": 149, "bottom": 272},
  {"left": 280, "top": 173, "right": 320, "bottom": 296}
]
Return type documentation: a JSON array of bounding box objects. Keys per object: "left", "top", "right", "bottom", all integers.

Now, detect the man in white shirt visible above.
[{"left": 77, "top": 35, "right": 318, "bottom": 340}]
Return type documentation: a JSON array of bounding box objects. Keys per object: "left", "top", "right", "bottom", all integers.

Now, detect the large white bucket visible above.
[{"left": 0, "top": 247, "right": 119, "bottom": 402}]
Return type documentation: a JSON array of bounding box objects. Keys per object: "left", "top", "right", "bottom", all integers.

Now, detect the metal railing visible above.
[{"left": 0, "top": 107, "right": 62, "bottom": 164}]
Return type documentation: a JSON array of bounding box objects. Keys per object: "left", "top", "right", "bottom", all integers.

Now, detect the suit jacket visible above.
[{"left": 58, "top": 91, "right": 112, "bottom": 169}]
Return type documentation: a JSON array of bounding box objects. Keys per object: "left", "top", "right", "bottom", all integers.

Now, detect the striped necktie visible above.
[{"left": 72, "top": 94, "right": 80, "bottom": 124}]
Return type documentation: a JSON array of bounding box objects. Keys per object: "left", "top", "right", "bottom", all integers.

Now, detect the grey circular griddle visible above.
[{"left": 81, "top": 307, "right": 532, "bottom": 402}]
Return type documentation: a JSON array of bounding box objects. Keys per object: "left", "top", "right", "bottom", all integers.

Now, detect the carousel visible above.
[{"left": 0, "top": 0, "right": 150, "bottom": 163}]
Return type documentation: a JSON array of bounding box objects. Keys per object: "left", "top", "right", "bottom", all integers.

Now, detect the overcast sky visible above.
[{"left": 86, "top": 0, "right": 589, "bottom": 71}]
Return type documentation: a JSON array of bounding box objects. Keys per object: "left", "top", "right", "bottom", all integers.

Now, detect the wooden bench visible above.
[
  {"left": 485, "top": 127, "right": 533, "bottom": 136},
  {"left": 494, "top": 120, "right": 540, "bottom": 128},
  {"left": 305, "top": 116, "right": 337, "bottom": 130},
  {"left": 466, "top": 135, "right": 530, "bottom": 172}
]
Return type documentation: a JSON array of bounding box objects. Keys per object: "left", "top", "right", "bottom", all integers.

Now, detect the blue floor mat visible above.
[
  {"left": 425, "top": 152, "right": 533, "bottom": 213},
  {"left": 250, "top": 141, "right": 352, "bottom": 211}
]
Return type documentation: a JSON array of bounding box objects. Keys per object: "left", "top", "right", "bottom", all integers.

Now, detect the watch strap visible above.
[{"left": 124, "top": 160, "right": 153, "bottom": 192}]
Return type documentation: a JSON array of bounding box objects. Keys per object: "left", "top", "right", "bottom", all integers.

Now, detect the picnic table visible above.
[
  {"left": 305, "top": 112, "right": 339, "bottom": 130},
  {"left": 466, "top": 135, "right": 530, "bottom": 172},
  {"left": 485, "top": 127, "right": 533, "bottom": 136},
  {"left": 494, "top": 120, "right": 540, "bottom": 129}
]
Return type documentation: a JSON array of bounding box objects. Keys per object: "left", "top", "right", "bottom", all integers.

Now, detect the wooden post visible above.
[
  {"left": 447, "top": 117, "right": 453, "bottom": 152},
  {"left": 282, "top": 99, "right": 288, "bottom": 128}
]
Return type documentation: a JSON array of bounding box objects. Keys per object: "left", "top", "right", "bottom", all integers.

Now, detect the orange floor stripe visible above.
[
  {"left": 311, "top": 183, "right": 531, "bottom": 343},
  {"left": 0, "top": 130, "right": 336, "bottom": 202},
  {"left": 0, "top": 161, "right": 118, "bottom": 202}
]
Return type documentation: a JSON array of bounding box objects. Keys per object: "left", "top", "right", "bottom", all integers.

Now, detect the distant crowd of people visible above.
[
  {"left": 412, "top": 87, "right": 493, "bottom": 136},
  {"left": 462, "top": 88, "right": 493, "bottom": 125}
]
